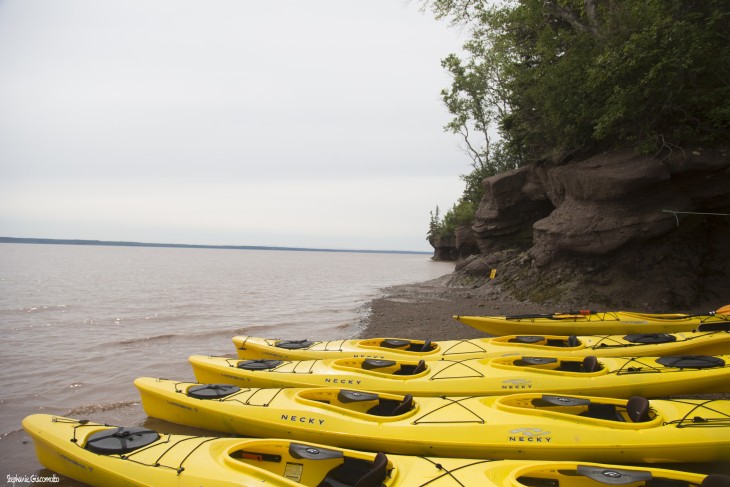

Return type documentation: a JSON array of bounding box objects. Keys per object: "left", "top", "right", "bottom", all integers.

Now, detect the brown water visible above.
[{"left": 0, "top": 243, "right": 454, "bottom": 485}]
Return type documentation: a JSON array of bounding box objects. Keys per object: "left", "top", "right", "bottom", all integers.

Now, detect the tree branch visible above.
[{"left": 542, "top": 0, "right": 602, "bottom": 38}]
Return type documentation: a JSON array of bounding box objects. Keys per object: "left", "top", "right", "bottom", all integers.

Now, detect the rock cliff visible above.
[{"left": 435, "top": 147, "right": 730, "bottom": 310}]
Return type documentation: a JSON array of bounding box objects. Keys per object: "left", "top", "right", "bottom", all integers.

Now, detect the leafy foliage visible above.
[
  {"left": 425, "top": 0, "right": 730, "bottom": 245},
  {"left": 431, "top": 0, "right": 730, "bottom": 158},
  {"left": 427, "top": 200, "right": 476, "bottom": 242}
]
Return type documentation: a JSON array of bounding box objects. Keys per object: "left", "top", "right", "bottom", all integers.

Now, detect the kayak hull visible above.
[
  {"left": 24, "top": 413, "right": 723, "bottom": 487},
  {"left": 189, "top": 353, "right": 730, "bottom": 398},
  {"left": 233, "top": 330, "right": 730, "bottom": 361},
  {"left": 454, "top": 311, "right": 730, "bottom": 336},
  {"left": 135, "top": 378, "right": 730, "bottom": 464}
]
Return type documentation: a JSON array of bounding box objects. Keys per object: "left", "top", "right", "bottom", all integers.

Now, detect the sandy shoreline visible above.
[{"left": 357, "top": 275, "right": 555, "bottom": 340}]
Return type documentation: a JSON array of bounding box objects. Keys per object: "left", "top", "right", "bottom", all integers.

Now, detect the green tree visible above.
[
  {"left": 428, "top": 0, "right": 730, "bottom": 160},
  {"left": 426, "top": 0, "right": 730, "bottom": 246}
]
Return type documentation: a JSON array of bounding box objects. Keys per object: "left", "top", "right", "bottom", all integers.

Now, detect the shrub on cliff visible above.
[{"left": 429, "top": 0, "right": 730, "bottom": 160}]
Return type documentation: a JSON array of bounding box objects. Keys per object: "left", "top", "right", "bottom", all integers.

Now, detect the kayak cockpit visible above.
[
  {"left": 225, "top": 440, "right": 391, "bottom": 486},
  {"left": 357, "top": 338, "right": 438, "bottom": 354},
  {"left": 495, "top": 393, "right": 660, "bottom": 428},
  {"left": 331, "top": 358, "right": 428, "bottom": 377},
  {"left": 295, "top": 388, "right": 416, "bottom": 419},
  {"left": 491, "top": 356, "right": 606, "bottom": 375},
  {"left": 493, "top": 335, "right": 584, "bottom": 349}
]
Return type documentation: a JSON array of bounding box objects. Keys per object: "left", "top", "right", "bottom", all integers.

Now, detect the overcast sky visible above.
[{"left": 0, "top": 0, "right": 469, "bottom": 252}]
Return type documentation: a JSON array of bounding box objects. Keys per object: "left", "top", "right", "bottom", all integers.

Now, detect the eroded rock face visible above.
[
  {"left": 464, "top": 148, "right": 730, "bottom": 266},
  {"left": 454, "top": 223, "right": 479, "bottom": 259},
  {"left": 472, "top": 165, "right": 554, "bottom": 253},
  {"left": 528, "top": 148, "right": 730, "bottom": 265},
  {"left": 529, "top": 193, "right": 684, "bottom": 265},
  {"left": 428, "top": 234, "right": 457, "bottom": 261},
  {"left": 442, "top": 147, "right": 730, "bottom": 308}
]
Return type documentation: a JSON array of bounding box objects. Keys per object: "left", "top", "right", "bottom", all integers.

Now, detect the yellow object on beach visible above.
[
  {"left": 454, "top": 306, "right": 730, "bottom": 336},
  {"left": 23, "top": 412, "right": 728, "bottom": 487},
  {"left": 189, "top": 353, "right": 730, "bottom": 399},
  {"left": 135, "top": 378, "right": 730, "bottom": 463},
  {"left": 232, "top": 328, "right": 730, "bottom": 361}
]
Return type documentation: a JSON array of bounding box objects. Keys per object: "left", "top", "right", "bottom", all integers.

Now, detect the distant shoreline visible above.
[{"left": 0, "top": 236, "right": 431, "bottom": 256}]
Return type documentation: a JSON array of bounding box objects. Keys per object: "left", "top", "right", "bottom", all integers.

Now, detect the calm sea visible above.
[{"left": 0, "top": 243, "right": 453, "bottom": 485}]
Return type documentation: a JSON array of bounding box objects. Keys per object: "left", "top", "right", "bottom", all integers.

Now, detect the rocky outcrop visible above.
[
  {"left": 428, "top": 234, "right": 457, "bottom": 261},
  {"left": 530, "top": 152, "right": 686, "bottom": 265},
  {"left": 443, "top": 147, "right": 730, "bottom": 309},
  {"left": 472, "top": 165, "right": 554, "bottom": 254},
  {"left": 454, "top": 223, "right": 479, "bottom": 258}
]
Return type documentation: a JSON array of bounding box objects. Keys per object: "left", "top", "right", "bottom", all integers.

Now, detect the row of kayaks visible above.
[
  {"left": 23, "top": 305, "right": 730, "bottom": 486},
  {"left": 23, "top": 385, "right": 730, "bottom": 485}
]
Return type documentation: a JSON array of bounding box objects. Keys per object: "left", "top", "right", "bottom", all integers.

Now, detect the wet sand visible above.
[{"left": 357, "top": 278, "right": 556, "bottom": 340}]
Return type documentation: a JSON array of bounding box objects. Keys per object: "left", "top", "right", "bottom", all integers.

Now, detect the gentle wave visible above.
[
  {"left": 0, "top": 304, "right": 71, "bottom": 315},
  {"left": 0, "top": 244, "right": 454, "bottom": 439},
  {"left": 114, "top": 323, "right": 286, "bottom": 346},
  {"left": 118, "top": 333, "right": 184, "bottom": 345},
  {"left": 66, "top": 400, "right": 141, "bottom": 416}
]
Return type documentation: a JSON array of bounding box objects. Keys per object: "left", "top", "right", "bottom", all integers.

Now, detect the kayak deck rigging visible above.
[
  {"left": 57, "top": 416, "right": 214, "bottom": 475},
  {"left": 661, "top": 398, "right": 730, "bottom": 429}
]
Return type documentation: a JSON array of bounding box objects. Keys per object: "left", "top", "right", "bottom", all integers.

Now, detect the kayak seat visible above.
[
  {"left": 627, "top": 396, "right": 651, "bottom": 423},
  {"left": 578, "top": 397, "right": 650, "bottom": 422},
  {"left": 367, "top": 394, "right": 413, "bottom": 417},
  {"left": 318, "top": 451, "right": 388, "bottom": 487},
  {"left": 554, "top": 356, "right": 600, "bottom": 373},
  {"left": 391, "top": 394, "right": 414, "bottom": 416},
  {"left": 580, "top": 403, "right": 625, "bottom": 422},
  {"left": 394, "top": 360, "right": 426, "bottom": 376},
  {"left": 582, "top": 356, "right": 600, "bottom": 372},
  {"left": 545, "top": 335, "right": 579, "bottom": 347}
]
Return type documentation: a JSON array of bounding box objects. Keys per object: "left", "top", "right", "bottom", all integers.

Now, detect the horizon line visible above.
[{"left": 0, "top": 236, "right": 433, "bottom": 256}]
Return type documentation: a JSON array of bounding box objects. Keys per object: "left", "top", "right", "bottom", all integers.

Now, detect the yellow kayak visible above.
[
  {"left": 233, "top": 328, "right": 730, "bottom": 361},
  {"left": 454, "top": 305, "right": 730, "bottom": 336},
  {"left": 135, "top": 378, "right": 730, "bottom": 463},
  {"left": 189, "top": 353, "right": 730, "bottom": 398},
  {"left": 23, "top": 413, "right": 727, "bottom": 487}
]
